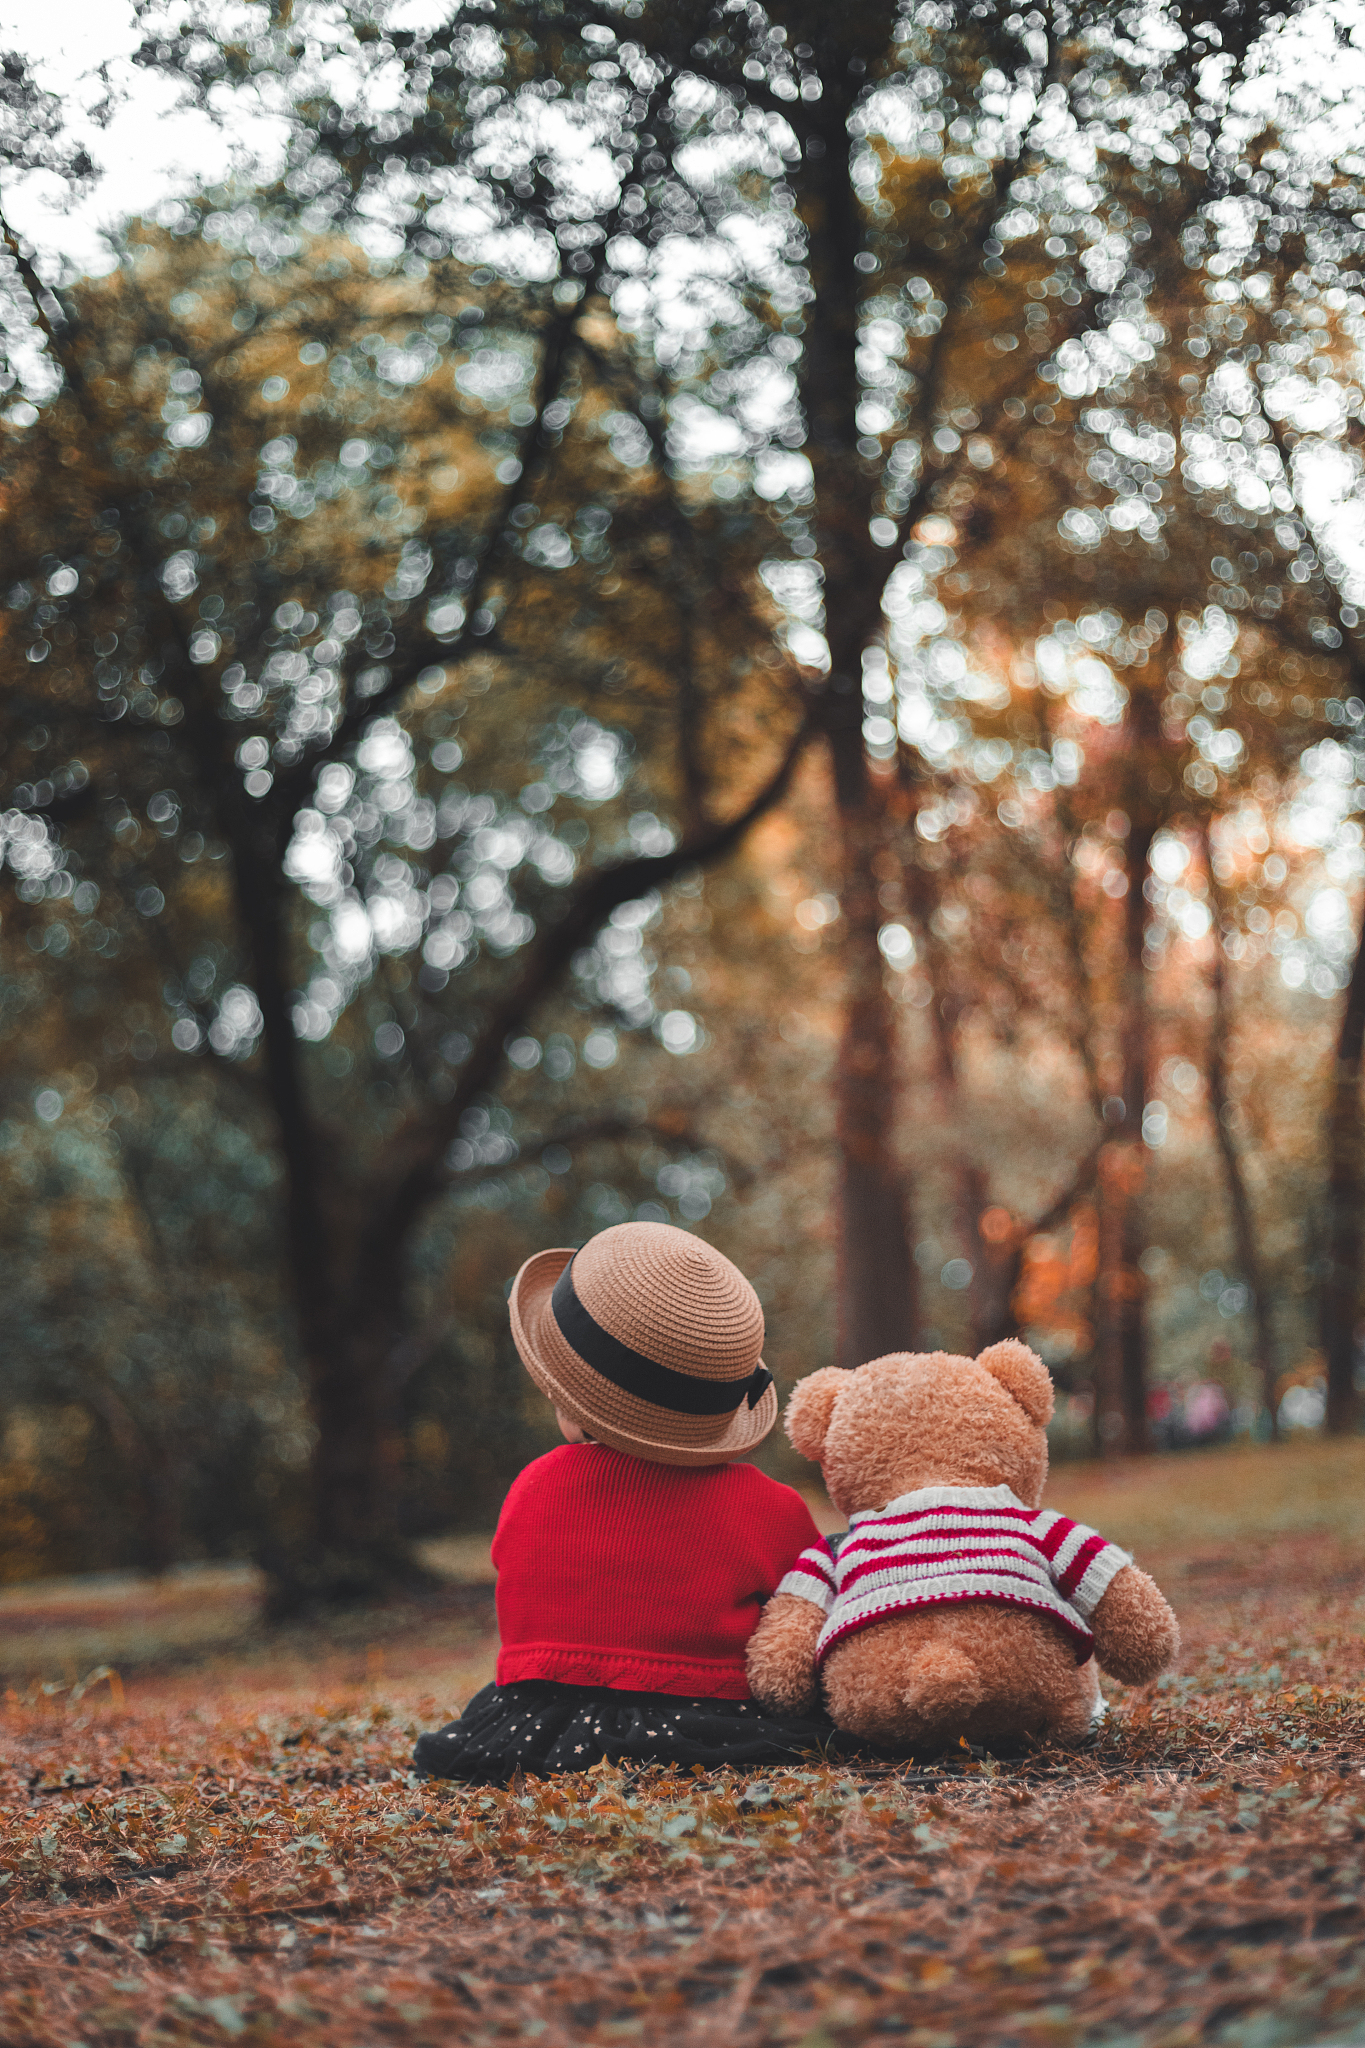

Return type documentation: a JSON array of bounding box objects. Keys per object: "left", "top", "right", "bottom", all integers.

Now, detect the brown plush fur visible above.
[
  {"left": 747, "top": 1344, "right": 1179, "bottom": 1751},
  {"left": 1089, "top": 1562, "right": 1181, "bottom": 1684},
  {"left": 749, "top": 1593, "right": 823, "bottom": 1715},
  {"left": 823, "top": 1605, "right": 1103, "bottom": 1748}
]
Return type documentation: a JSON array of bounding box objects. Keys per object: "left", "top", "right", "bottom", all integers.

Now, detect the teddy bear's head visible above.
[{"left": 784, "top": 1340, "right": 1054, "bottom": 1517}]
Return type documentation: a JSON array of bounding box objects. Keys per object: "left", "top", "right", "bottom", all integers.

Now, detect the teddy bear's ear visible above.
[
  {"left": 784, "top": 1368, "right": 847, "bottom": 1463},
  {"left": 978, "top": 1339, "right": 1054, "bottom": 1426}
]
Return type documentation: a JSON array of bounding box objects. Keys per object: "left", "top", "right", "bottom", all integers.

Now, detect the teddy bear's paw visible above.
[
  {"left": 1091, "top": 1564, "right": 1180, "bottom": 1686},
  {"left": 745, "top": 1593, "right": 822, "bottom": 1714}
]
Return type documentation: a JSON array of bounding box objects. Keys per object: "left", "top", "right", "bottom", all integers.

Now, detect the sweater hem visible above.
[
  {"left": 495, "top": 1647, "right": 754, "bottom": 1699},
  {"left": 815, "top": 1588, "right": 1095, "bottom": 1666}
]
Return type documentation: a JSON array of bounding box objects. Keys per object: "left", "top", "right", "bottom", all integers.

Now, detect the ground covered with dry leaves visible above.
[{"left": 2, "top": 1440, "right": 1363, "bottom": 2048}]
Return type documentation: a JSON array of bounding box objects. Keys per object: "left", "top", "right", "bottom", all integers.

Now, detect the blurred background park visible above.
[{"left": 1, "top": 0, "right": 1363, "bottom": 1611}]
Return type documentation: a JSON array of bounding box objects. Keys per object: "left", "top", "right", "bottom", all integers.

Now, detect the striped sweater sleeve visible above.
[
  {"left": 774, "top": 1538, "right": 837, "bottom": 1613},
  {"left": 1037, "top": 1511, "right": 1133, "bottom": 1619}
]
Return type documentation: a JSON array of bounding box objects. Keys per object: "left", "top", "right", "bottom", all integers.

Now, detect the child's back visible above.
[{"left": 494, "top": 1441, "right": 819, "bottom": 1696}]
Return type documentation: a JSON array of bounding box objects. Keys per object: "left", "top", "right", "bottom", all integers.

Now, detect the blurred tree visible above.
[
  {"left": 1238, "top": 315, "right": 1365, "bottom": 1438},
  {"left": 1199, "top": 815, "right": 1282, "bottom": 1434},
  {"left": 1135, "top": 178, "right": 1365, "bottom": 1437},
  {"left": 877, "top": 54, "right": 1365, "bottom": 1439},
  {"left": 0, "top": 217, "right": 806, "bottom": 1602},
  {"left": 1, "top": 0, "right": 1355, "bottom": 1597},
  {"left": 0, "top": 883, "right": 289, "bottom": 1573},
  {"left": 134, "top": 0, "right": 1311, "bottom": 1372}
]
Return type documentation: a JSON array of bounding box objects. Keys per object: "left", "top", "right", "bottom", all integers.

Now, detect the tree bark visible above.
[
  {"left": 962, "top": 1164, "right": 1014, "bottom": 1352},
  {"left": 80, "top": 1383, "right": 181, "bottom": 1577},
  {"left": 826, "top": 694, "right": 917, "bottom": 1367},
  {"left": 302, "top": 1256, "right": 411, "bottom": 1574},
  {"left": 1092, "top": 1147, "right": 1126, "bottom": 1454},
  {"left": 1201, "top": 823, "right": 1280, "bottom": 1434},
  {"left": 1120, "top": 819, "right": 1155, "bottom": 1451},
  {"left": 1323, "top": 890, "right": 1365, "bottom": 1435},
  {"left": 798, "top": 85, "right": 918, "bottom": 1369},
  {"left": 1095, "top": 816, "right": 1155, "bottom": 1454},
  {"left": 142, "top": 1435, "right": 185, "bottom": 1580},
  {"left": 915, "top": 887, "right": 1023, "bottom": 1354}
]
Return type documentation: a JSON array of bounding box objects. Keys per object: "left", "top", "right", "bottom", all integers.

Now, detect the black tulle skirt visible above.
[{"left": 412, "top": 1679, "right": 853, "bottom": 1783}]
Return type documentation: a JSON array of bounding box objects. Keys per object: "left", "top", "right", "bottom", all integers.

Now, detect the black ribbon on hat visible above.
[{"left": 551, "top": 1256, "right": 773, "bottom": 1416}]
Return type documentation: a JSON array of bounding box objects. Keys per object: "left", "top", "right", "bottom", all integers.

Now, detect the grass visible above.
[
  {"left": 1043, "top": 1434, "right": 1365, "bottom": 1550},
  {"left": 1, "top": 1436, "right": 1363, "bottom": 2048}
]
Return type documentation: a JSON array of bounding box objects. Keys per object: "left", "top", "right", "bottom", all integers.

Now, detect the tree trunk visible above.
[
  {"left": 256, "top": 1222, "right": 419, "bottom": 1614},
  {"left": 1206, "top": 1060, "right": 1280, "bottom": 1437},
  {"left": 314, "top": 1265, "right": 409, "bottom": 1562},
  {"left": 1323, "top": 889, "right": 1365, "bottom": 1435},
  {"left": 81, "top": 1383, "right": 182, "bottom": 1577},
  {"left": 828, "top": 711, "right": 918, "bottom": 1366},
  {"left": 799, "top": 87, "right": 918, "bottom": 1369},
  {"left": 964, "top": 1165, "right": 1019, "bottom": 1352},
  {"left": 228, "top": 845, "right": 415, "bottom": 1604},
  {"left": 1092, "top": 1148, "right": 1126, "bottom": 1454},
  {"left": 1097, "top": 818, "right": 1155, "bottom": 1454},
  {"left": 142, "top": 1437, "right": 184, "bottom": 1579},
  {"left": 924, "top": 966, "right": 1019, "bottom": 1355},
  {"left": 1202, "top": 824, "right": 1280, "bottom": 1434}
]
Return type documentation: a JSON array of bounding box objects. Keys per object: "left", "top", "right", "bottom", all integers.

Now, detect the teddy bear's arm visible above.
[
  {"left": 1088, "top": 1563, "right": 1180, "bottom": 1686},
  {"left": 746, "top": 1593, "right": 824, "bottom": 1714}
]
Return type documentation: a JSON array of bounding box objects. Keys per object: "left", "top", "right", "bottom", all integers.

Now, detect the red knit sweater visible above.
[{"left": 491, "top": 1443, "right": 822, "bottom": 1698}]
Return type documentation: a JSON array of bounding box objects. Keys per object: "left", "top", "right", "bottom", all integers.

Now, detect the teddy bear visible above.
[{"left": 746, "top": 1341, "right": 1179, "bottom": 1750}]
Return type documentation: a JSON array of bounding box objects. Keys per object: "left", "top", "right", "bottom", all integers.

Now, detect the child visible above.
[{"left": 414, "top": 1220, "right": 841, "bottom": 1781}]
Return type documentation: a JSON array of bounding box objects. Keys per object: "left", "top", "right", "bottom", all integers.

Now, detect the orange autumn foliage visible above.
[{"left": 1012, "top": 1206, "right": 1101, "bottom": 1356}]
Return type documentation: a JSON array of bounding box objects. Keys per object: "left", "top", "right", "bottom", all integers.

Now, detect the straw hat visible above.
[{"left": 509, "top": 1220, "right": 778, "bottom": 1466}]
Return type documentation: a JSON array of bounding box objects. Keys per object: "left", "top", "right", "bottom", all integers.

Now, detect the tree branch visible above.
[
  {"left": 273, "top": 81, "right": 672, "bottom": 811},
  {"left": 368, "top": 712, "right": 813, "bottom": 1254}
]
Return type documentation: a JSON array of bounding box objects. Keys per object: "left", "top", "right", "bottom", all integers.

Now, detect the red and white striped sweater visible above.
[{"left": 776, "top": 1484, "right": 1131, "bottom": 1665}]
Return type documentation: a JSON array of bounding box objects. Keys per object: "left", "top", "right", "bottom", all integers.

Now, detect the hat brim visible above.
[{"left": 509, "top": 1247, "right": 778, "bottom": 1467}]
